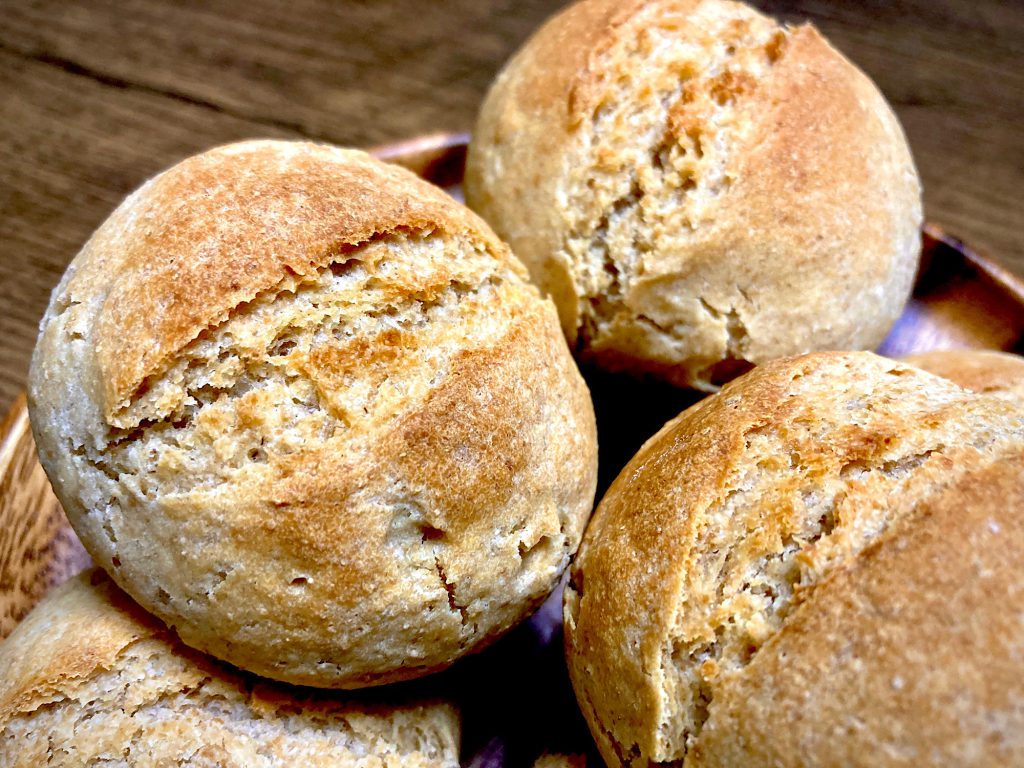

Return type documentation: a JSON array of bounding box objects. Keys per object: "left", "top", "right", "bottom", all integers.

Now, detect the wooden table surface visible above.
[{"left": 1, "top": 0, "right": 1022, "bottom": 410}]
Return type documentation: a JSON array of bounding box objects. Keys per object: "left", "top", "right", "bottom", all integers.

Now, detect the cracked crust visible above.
[
  {"left": 466, "top": 0, "right": 922, "bottom": 390},
  {"left": 903, "top": 349, "right": 1024, "bottom": 407},
  {"left": 689, "top": 456, "right": 1024, "bottom": 767},
  {"left": 564, "top": 351, "right": 1024, "bottom": 766},
  {"left": 28, "top": 140, "right": 599, "bottom": 688},
  {"left": 0, "top": 570, "right": 461, "bottom": 767}
]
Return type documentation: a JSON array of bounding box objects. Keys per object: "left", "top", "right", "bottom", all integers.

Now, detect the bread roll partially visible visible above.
[
  {"left": 565, "top": 351, "right": 1024, "bottom": 766},
  {"left": 467, "top": 0, "right": 921, "bottom": 390},
  {"left": 904, "top": 349, "right": 1024, "bottom": 406},
  {"left": 28, "top": 140, "right": 598, "bottom": 688},
  {"left": 0, "top": 570, "right": 460, "bottom": 767}
]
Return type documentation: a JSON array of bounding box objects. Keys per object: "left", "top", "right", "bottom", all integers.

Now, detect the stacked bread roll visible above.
[
  {"left": 7, "top": 0, "right": 1024, "bottom": 765},
  {"left": 1, "top": 571, "right": 461, "bottom": 766}
]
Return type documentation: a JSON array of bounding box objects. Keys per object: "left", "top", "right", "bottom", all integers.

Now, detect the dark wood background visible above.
[{"left": 2, "top": 0, "right": 1022, "bottom": 410}]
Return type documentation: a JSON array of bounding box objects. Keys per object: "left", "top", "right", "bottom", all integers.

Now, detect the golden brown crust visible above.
[
  {"left": 82, "top": 141, "right": 512, "bottom": 421},
  {"left": 0, "top": 571, "right": 462, "bottom": 767},
  {"left": 0, "top": 570, "right": 145, "bottom": 723},
  {"left": 490, "top": 0, "right": 651, "bottom": 126},
  {"left": 564, "top": 351, "right": 1024, "bottom": 766},
  {"left": 467, "top": 0, "right": 921, "bottom": 390},
  {"left": 29, "top": 140, "right": 598, "bottom": 688},
  {"left": 904, "top": 349, "right": 1024, "bottom": 406},
  {"left": 692, "top": 456, "right": 1024, "bottom": 766}
]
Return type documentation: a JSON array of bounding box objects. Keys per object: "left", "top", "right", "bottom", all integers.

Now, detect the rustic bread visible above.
[
  {"left": 466, "top": 0, "right": 921, "bottom": 390},
  {"left": 904, "top": 349, "right": 1024, "bottom": 406},
  {"left": 28, "top": 140, "right": 598, "bottom": 688},
  {"left": 564, "top": 351, "right": 1024, "bottom": 766},
  {"left": 0, "top": 570, "right": 460, "bottom": 767}
]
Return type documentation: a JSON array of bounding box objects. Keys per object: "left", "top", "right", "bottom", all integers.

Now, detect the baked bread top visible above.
[
  {"left": 564, "top": 351, "right": 1024, "bottom": 766},
  {"left": 61, "top": 140, "right": 509, "bottom": 425},
  {"left": 689, "top": 454, "right": 1024, "bottom": 767},
  {"left": 466, "top": 0, "right": 921, "bottom": 389},
  {"left": 904, "top": 349, "right": 1024, "bottom": 406},
  {"left": 0, "top": 570, "right": 460, "bottom": 767},
  {"left": 29, "top": 140, "right": 598, "bottom": 688}
]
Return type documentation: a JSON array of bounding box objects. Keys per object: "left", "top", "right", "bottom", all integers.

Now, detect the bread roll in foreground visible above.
[
  {"left": 904, "top": 349, "right": 1024, "bottom": 407},
  {"left": 29, "top": 140, "right": 598, "bottom": 688},
  {"left": 467, "top": 0, "right": 921, "bottom": 390},
  {"left": 565, "top": 351, "right": 1024, "bottom": 767},
  {"left": 0, "top": 571, "right": 460, "bottom": 767}
]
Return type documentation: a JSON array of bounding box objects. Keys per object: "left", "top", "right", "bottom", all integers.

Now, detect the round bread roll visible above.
[
  {"left": 0, "top": 570, "right": 460, "bottom": 767},
  {"left": 904, "top": 349, "right": 1024, "bottom": 406},
  {"left": 466, "top": 0, "right": 922, "bottom": 390},
  {"left": 28, "top": 140, "right": 598, "bottom": 688},
  {"left": 565, "top": 351, "right": 1024, "bottom": 767}
]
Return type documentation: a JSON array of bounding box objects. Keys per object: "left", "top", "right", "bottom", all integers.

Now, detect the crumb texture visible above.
[
  {"left": 78, "top": 230, "right": 518, "bottom": 496},
  {"left": 561, "top": 0, "right": 782, "bottom": 371},
  {"left": 0, "top": 573, "right": 461, "bottom": 768},
  {"left": 564, "top": 352, "right": 1024, "bottom": 766}
]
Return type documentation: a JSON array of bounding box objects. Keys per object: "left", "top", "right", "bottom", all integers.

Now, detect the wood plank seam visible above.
[{"left": 0, "top": 38, "right": 314, "bottom": 139}]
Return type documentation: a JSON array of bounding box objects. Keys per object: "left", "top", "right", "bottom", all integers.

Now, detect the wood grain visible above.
[{"left": 0, "top": 394, "right": 90, "bottom": 641}]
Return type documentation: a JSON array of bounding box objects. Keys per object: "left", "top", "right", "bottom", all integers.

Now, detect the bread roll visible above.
[
  {"left": 0, "top": 570, "right": 460, "bottom": 767},
  {"left": 904, "top": 349, "right": 1024, "bottom": 406},
  {"left": 565, "top": 351, "right": 1024, "bottom": 766},
  {"left": 28, "top": 140, "right": 598, "bottom": 688},
  {"left": 466, "top": 0, "right": 921, "bottom": 390}
]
